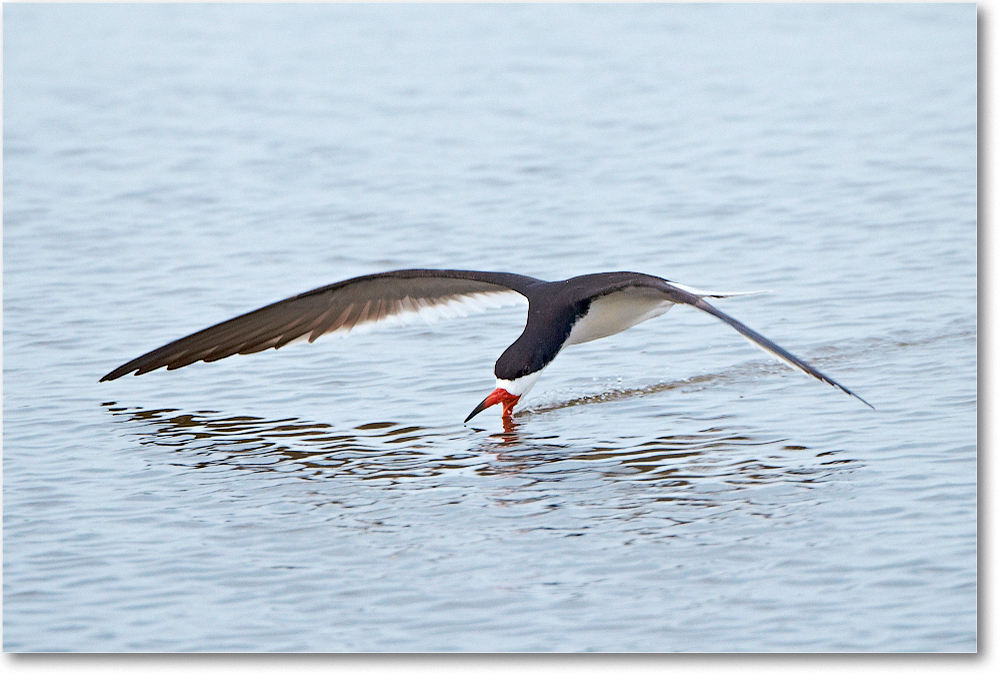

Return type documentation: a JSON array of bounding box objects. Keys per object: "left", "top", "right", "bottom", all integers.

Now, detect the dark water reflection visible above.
[{"left": 103, "top": 402, "right": 859, "bottom": 498}]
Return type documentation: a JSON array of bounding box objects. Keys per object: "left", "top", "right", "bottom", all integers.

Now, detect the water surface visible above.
[{"left": 4, "top": 3, "right": 976, "bottom": 651}]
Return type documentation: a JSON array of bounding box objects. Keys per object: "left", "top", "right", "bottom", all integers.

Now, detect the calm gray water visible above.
[{"left": 4, "top": 4, "right": 976, "bottom": 652}]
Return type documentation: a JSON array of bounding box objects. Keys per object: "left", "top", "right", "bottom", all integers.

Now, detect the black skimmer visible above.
[{"left": 100, "top": 269, "right": 873, "bottom": 420}]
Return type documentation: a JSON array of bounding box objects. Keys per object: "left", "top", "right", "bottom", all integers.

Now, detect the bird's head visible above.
[{"left": 464, "top": 372, "right": 542, "bottom": 423}]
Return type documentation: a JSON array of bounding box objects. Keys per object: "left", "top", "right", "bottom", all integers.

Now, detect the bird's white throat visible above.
[{"left": 496, "top": 371, "right": 543, "bottom": 399}]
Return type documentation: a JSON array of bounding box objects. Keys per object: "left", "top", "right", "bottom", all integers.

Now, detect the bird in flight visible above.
[{"left": 101, "top": 269, "right": 872, "bottom": 421}]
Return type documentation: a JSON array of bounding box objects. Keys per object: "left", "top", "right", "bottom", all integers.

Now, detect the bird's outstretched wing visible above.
[
  {"left": 586, "top": 275, "right": 871, "bottom": 408},
  {"left": 101, "top": 269, "right": 541, "bottom": 381},
  {"left": 678, "top": 290, "right": 873, "bottom": 409}
]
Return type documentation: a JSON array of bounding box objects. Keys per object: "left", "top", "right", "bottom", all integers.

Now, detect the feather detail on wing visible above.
[{"left": 100, "top": 269, "right": 539, "bottom": 381}]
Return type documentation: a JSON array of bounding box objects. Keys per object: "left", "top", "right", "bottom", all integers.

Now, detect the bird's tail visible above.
[{"left": 668, "top": 281, "right": 771, "bottom": 299}]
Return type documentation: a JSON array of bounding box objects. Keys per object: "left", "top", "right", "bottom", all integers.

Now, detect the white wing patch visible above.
[
  {"left": 566, "top": 290, "right": 674, "bottom": 347},
  {"left": 317, "top": 289, "right": 526, "bottom": 340}
]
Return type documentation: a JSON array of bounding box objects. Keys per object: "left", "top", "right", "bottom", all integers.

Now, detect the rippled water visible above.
[{"left": 4, "top": 4, "right": 976, "bottom": 651}]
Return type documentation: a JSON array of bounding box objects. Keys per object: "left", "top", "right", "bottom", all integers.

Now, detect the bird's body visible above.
[{"left": 101, "top": 269, "right": 872, "bottom": 419}]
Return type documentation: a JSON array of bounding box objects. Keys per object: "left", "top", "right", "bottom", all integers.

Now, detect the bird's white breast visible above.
[{"left": 565, "top": 289, "right": 674, "bottom": 347}]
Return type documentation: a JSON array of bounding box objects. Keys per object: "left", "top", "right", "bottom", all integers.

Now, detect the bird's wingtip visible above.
[
  {"left": 833, "top": 381, "right": 874, "bottom": 410},
  {"left": 853, "top": 391, "right": 876, "bottom": 410}
]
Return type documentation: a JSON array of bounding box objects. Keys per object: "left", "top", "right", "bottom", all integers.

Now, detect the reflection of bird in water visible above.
[
  {"left": 105, "top": 403, "right": 849, "bottom": 491},
  {"left": 105, "top": 404, "right": 441, "bottom": 477},
  {"left": 101, "top": 269, "right": 872, "bottom": 420}
]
